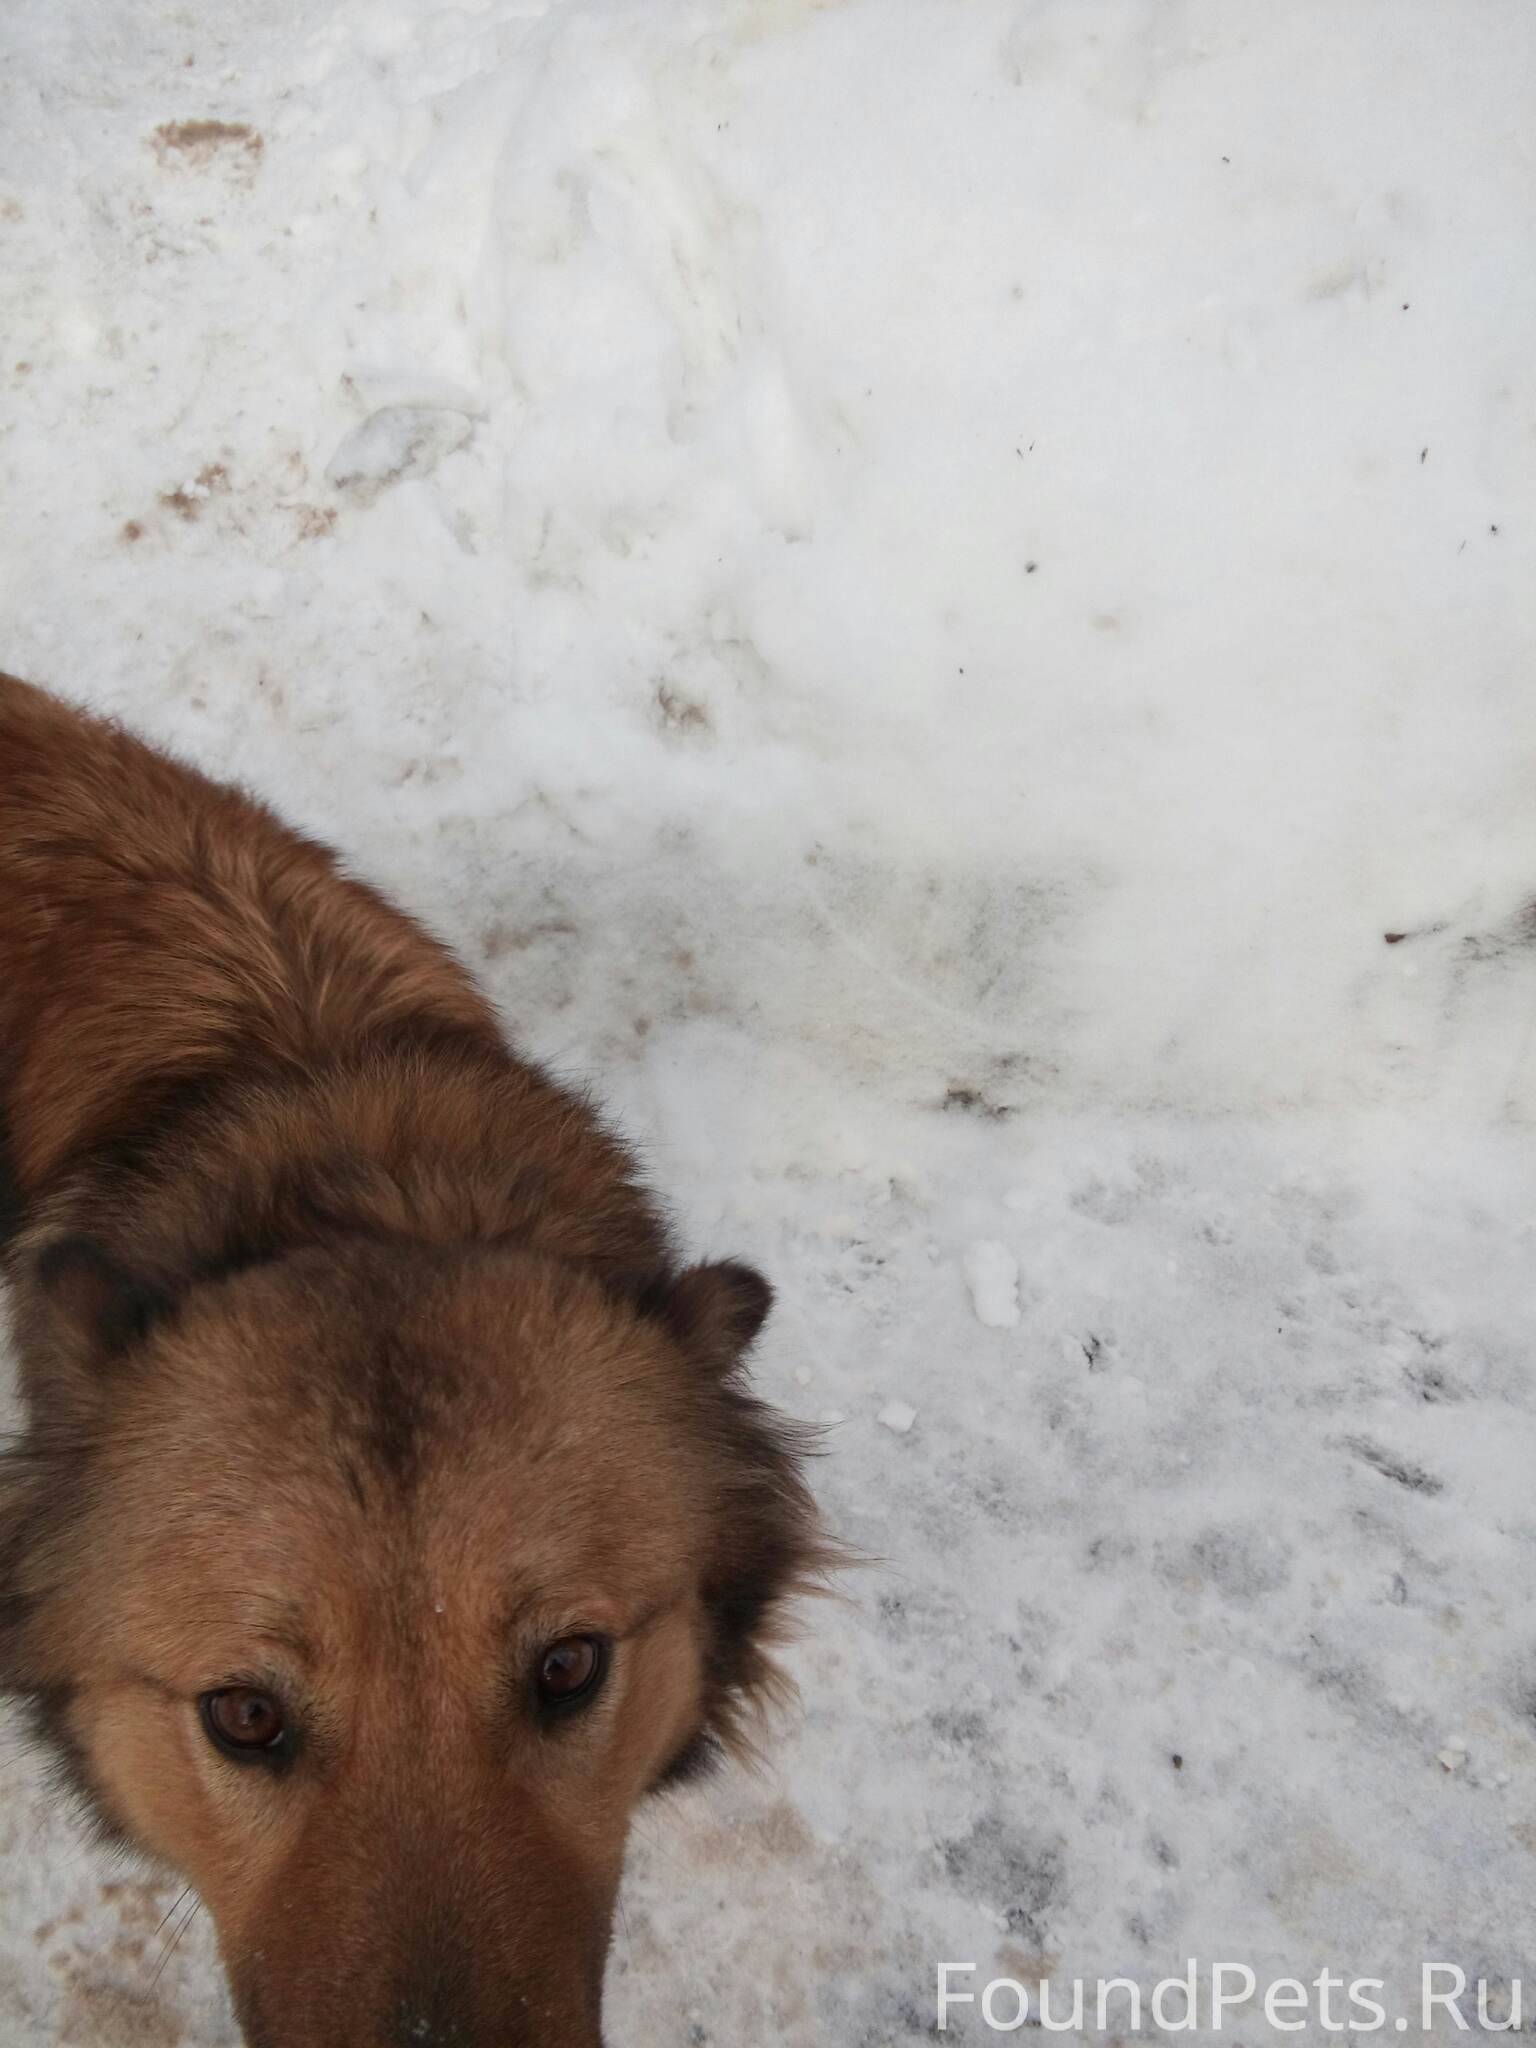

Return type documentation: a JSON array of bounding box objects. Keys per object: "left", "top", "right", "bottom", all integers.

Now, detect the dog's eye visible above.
[
  {"left": 535, "top": 1635, "right": 608, "bottom": 1711},
  {"left": 200, "top": 1687, "right": 288, "bottom": 1761}
]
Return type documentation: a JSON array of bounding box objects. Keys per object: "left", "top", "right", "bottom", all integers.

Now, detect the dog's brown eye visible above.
[
  {"left": 536, "top": 1635, "right": 607, "bottom": 1710},
  {"left": 200, "top": 1687, "right": 287, "bottom": 1760}
]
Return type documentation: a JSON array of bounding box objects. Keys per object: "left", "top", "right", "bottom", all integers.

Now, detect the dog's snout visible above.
[
  {"left": 389, "top": 2024, "right": 602, "bottom": 2048},
  {"left": 233, "top": 1908, "right": 610, "bottom": 2048},
  {"left": 388, "top": 1989, "right": 605, "bottom": 2048},
  {"left": 238, "top": 1977, "right": 604, "bottom": 2048},
  {"left": 389, "top": 1964, "right": 472, "bottom": 2048},
  {"left": 385, "top": 1947, "right": 596, "bottom": 2048}
]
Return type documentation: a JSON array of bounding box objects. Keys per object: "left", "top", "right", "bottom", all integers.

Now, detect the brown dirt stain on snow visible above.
[{"left": 150, "top": 121, "right": 263, "bottom": 178}]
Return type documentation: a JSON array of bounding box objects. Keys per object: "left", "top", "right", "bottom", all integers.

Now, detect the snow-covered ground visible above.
[{"left": 3, "top": 2, "right": 1535, "bottom": 2041}]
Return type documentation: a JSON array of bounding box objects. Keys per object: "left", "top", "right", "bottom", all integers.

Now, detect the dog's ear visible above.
[
  {"left": 26, "top": 1236, "right": 171, "bottom": 1366},
  {"left": 658, "top": 1260, "right": 773, "bottom": 1374}
]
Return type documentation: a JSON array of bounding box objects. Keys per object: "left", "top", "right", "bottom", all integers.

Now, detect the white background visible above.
[{"left": 2, "top": 2, "right": 1534, "bottom": 2041}]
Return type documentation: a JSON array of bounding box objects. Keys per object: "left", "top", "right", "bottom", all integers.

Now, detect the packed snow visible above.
[
  {"left": 877, "top": 1398, "right": 918, "bottom": 1437},
  {"left": 963, "top": 1240, "right": 1023, "bottom": 1330},
  {"left": 2, "top": 1, "right": 1535, "bottom": 2043}
]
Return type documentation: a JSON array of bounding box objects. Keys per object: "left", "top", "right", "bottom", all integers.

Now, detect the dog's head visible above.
[{"left": 0, "top": 1235, "right": 827, "bottom": 2045}]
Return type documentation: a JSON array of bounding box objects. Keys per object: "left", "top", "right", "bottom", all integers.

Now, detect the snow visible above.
[
  {"left": 2, "top": 0, "right": 1535, "bottom": 2042},
  {"left": 325, "top": 402, "right": 478, "bottom": 503},
  {"left": 962, "top": 1240, "right": 1023, "bottom": 1329}
]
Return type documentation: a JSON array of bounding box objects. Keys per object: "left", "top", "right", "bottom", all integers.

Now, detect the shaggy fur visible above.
[{"left": 0, "top": 672, "right": 830, "bottom": 2047}]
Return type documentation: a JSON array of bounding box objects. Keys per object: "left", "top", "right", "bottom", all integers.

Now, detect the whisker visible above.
[
  {"left": 629, "top": 1810, "right": 690, "bottom": 1876},
  {"left": 151, "top": 1885, "right": 192, "bottom": 1945},
  {"left": 150, "top": 1894, "right": 202, "bottom": 1989}
]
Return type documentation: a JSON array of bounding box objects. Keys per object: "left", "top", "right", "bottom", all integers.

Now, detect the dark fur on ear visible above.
[
  {"left": 0, "top": 1110, "right": 21, "bottom": 1257},
  {"left": 692, "top": 1381, "right": 838, "bottom": 1763},
  {"left": 650, "top": 1259, "right": 845, "bottom": 1766},
  {"left": 658, "top": 1260, "right": 773, "bottom": 1373},
  {"left": 21, "top": 1235, "right": 171, "bottom": 1374},
  {"left": 0, "top": 1430, "right": 122, "bottom": 1837}
]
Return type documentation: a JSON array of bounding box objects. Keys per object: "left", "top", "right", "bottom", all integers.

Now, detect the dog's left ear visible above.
[{"left": 659, "top": 1260, "right": 773, "bottom": 1374}]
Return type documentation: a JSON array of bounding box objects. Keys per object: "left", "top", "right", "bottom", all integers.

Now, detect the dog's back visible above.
[{"left": 0, "top": 671, "right": 502, "bottom": 1188}]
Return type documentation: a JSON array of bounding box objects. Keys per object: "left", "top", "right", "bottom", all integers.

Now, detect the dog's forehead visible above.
[
  {"left": 328, "top": 1263, "right": 698, "bottom": 1502},
  {"left": 167, "top": 1242, "right": 690, "bottom": 1456},
  {"left": 122, "top": 1250, "right": 709, "bottom": 1625},
  {"left": 95, "top": 1372, "right": 706, "bottom": 1691},
  {"left": 188, "top": 1472, "right": 696, "bottom": 1663}
]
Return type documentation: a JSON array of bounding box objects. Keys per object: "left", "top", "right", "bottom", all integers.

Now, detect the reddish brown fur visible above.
[{"left": 0, "top": 673, "right": 831, "bottom": 2047}]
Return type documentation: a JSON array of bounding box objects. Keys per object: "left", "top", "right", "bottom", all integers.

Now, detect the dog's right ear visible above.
[
  {"left": 656, "top": 1260, "right": 774, "bottom": 1377},
  {"left": 25, "top": 1236, "right": 170, "bottom": 1367}
]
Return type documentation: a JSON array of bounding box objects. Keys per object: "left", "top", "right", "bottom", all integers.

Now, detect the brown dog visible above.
[{"left": 0, "top": 672, "right": 829, "bottom": 2046}]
